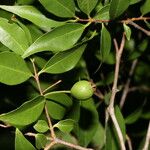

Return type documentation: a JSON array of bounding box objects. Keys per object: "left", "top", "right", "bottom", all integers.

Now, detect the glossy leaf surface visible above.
[
  {"left": 0, "top": 5, "right": 65, "bottom": 30},
  {"left": 0, "top": 51, "right": 32, "bottom": 85},
  {"left": 39, "top": 0, "right": 75, "bottom": 18},
  {"left": 15, "top": 129, "right": 36, "bottom": 150},
  {"left": 77, "top": 0, "right": 98, "bottom": 15},
  {"left": 109, "top": 0, "right": 130, "bottom": 19},
  {"left": 54, "top": 119, "right": 75, "bottom": 133},
  {"left": 0, "top": 96, "right": 45, "bottom": 127},
  {"left": 22, "top": 23, "right": 85, "bottom": 58},
  {"left": 0, "top": 18, "right": 28, "bottom": 55},
  {"left": 40, "top": 44, "right": 86, "bottom": 74}
]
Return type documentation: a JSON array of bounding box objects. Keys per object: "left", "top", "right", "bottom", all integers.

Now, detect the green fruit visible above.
[{"left": 71, "top": 80, "right": 94, "bottom": 100}]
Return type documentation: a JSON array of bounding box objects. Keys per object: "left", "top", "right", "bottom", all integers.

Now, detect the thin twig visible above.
[
  {"left": 142, "top": 121, "right": 150, "bottom": 150},
  {"left": 126, "top": 134, "right": 133, "bottom": 150},
  {"left": 44, "top": 105, "right": 56, "bottom": 139},
  {"left": 31, "top": 59, "right": 43, "bottom": 95},
  {"left": 120, "top": 59, "right": 138, "bottom": 108},
  {"left": 128, "top": 21, "right": 150, "bottom": 36},
  {"left": 129, "top": 86, "right": 150, "bottom": 92},
  {"left": 55, "top": 138, "right": 93, "bottom": 150},
  {"left": 43, "top": 80, "right": 62, "bottom": 94},
  {"left": 107, "top": 33, "right": 126, "bottom": 150},
  {"left": 0, "top": 124, "right": 11, "bottom": 128},
  {"left": 44, "top": 141, "right": 56, "bottom": 150}
]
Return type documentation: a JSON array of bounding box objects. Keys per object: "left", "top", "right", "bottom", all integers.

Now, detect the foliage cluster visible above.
[{"left": 0, "top": 0, "right": 150, "bottom": 150}]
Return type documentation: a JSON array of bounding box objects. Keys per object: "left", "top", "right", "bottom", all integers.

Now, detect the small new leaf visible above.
[
  {"left": 34, "top": 120, "right": 49, "bottom": 133},
  {"left": 54, "top": 119, "right": 75, "bottom": 133},
  {"left": 123, "top": 23, "right": 131, "bottom": 41}
]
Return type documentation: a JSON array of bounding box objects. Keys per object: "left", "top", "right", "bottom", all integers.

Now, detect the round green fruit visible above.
[{"left": 71, "top": 80, "right": 94, "bottom": 100}]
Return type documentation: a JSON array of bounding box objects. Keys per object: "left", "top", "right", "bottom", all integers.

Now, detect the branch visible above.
[
  {"left": 126, "top": 134, "right": 133, "bottom": 150},
  {"left": 128, "top": 21, "right": 150, "bottom": 36},
  {"left": 120, "top": 59, "right": 138, "bottom": 108},
  {"left": 142, "top": 121, "right": 150, "bottom": 150},
  {"left": 107, "top": 33, "right": 126, "bottom": 150}
]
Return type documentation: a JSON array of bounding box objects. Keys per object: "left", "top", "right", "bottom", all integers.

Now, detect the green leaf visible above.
[
  {"left": 77, "top": 0, "right": 98, "bottom": 15},
  {"left": 54, "top": 119, "right": 75, "bottom": 133},
  {"left": 0, "top": 51, "right": 32, "bottom": 85},
  {"left": 39, "top": 0, "right": 75, "bottom": 18},
  {"left": 40, "top": 44, "right": 86, "bottom": 74},
  {"left": 115, "top": 105, "right": 126, "bottom": 140},
  {"left": 0, "top": 96, "right": 45, "bottom": 127},
  {"left": 16, "top": 0, "right": 35, "bottom": 5},
  {"left": 100, "top": 24, "right": 111, "bottom": 62},
  {"left": 105, "top": 121, "right": 120, "bottom": 150},
  {"left": 74, "top": 98, "right": 99, "bottom": 146},
  {"left": 91, "top": 123, "right": 105, "bottom": 149},
  {"left": 13, "top": 18, "right": 32, "bottom": 45},
  {"left": 125, "top": 107, "right": 143, "bottom": 124},
  {"left": 34, "top": 120, "right": 49, "bottom": 133},
  {"left": 27, "top": 24, "right": 43, "bottom": 42},
  {"left": 35, "top": 134, "right": 48, "bottom": 149},
  {"left": 0, "top": 5, "right": 65, "bottom": 31},
  {"left": 0, "top": 17, "right": 29, "bottom": 55},
  {"left": 94, "top": 5, "right": 110, "bottom": 20},
  {"left": 109, "top": 0, "right": 130, "bottom": 19},
  {"left": 130, "top": 0, "right": 141, "bottom": 5},
  {"left": 123, "top": 23, "right": 131, "bottom": 41},
  {"left": 140, "top": 0, "right": 150, "bottom": 15},
  {"left": 45, "top": 93, "right": 72, "bottom": 120},
  {"left": 15, "top": 129, "right": 36, "bottom": 150},
  {"left": 22, "top": 23, "right": 85, "bottom": 58}
]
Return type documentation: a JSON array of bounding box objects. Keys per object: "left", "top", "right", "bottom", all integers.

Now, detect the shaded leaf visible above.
[
  {"left": 130, "top": 0, "right": 141, "bottom": 5},
  {"left": 22, "top": 23, "right": 85, "bottom": 58},
  {"left": 77, "top": 0, "right": 98, "bottom": 15},
  {"left": 34, "top": 120, "right": 49, "bottom": 133},
  {"left": 109, "top": 0, "right": 130, "bottom": 19},
  {"left": 0, "top": 96, "right": 45, "bottom": 127},
  {"left": 125, "top": 107, "right": 143, "bottom": 124},
  {"left": 123, "top": 23, "right": 131, "bottom": 41},
  {"left": 140, "top": 0, "right": 150, "bottom": 15},
  {"left": 15, "top": 129, "right": 36, "bottom": 150},
  {"left": 40, "top": 44, "right": 86, "bottom": 74},
  {"left": 45, "top": 93, "right": 72, "bottom": 120},
  {"left": 91, "top": 123, "right": 105, "bottom": 149},
  {"left": 94, "top": 5, "right": 110, "bottom": 20},
  {"left": 115, "top": 105, "right": 126, "bottom": 139},
  {"left": 100, "top": 24, "right": 111, "bottom": 62},
  {"left": 54, "top": 119, "right": 75, "bottom": 133},
  {"left": 35, "top": 134, "right": 48, "bottom": 149},
  {"left": 74, "top": 98, "right": 99, "bottom": 146},
  {"left": 39, "top": 0, "right": 75, "bottom": 18},
  {"left": 16, "top": 0, "right": 35, "bottom": 5},
  {"left": 0, "top": 5, "right": 65, "bottom": 31},
  {"left": 0, "top": 51, "right": 32, "bottom": 85},
  {"left": 0, "top": 17, "right": 28, "bottom": 55}
]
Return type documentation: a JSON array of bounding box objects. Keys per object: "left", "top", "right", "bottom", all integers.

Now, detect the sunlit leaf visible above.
[
  {"left": 77, "top": 0, "right": 98, "bottom": 15},
  {"left": 40, "top": 44, "right": 86, "bottom": 74},
  {"left": 39, "top": 0, "right": 75, "bottom": 18},
  {"left": 0, "top": 5, "right": 65, "bottom": 31},
  {"left": 0, "top": 51, "right": 32, "bottom": 85},
  {"left": 54, "top": 119, "right": 75, "bottom": 133},
  {"left": 22, "top": 23, "right": 85, "bottom": 58},
  {"left": 34, "top": 120, "right": 49, "bottom": 133},
  {"left": 0, "top": 17, "right": 28, "bottom": 55},
  {"left": 109, "top": 0, "right": 130, "bottom": 19},
  {"left": 15, "top": 129, "right": 36, "bottom": 150},
  {"left": 0, "top": 96, "right": 45, "bottom": 127}
]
